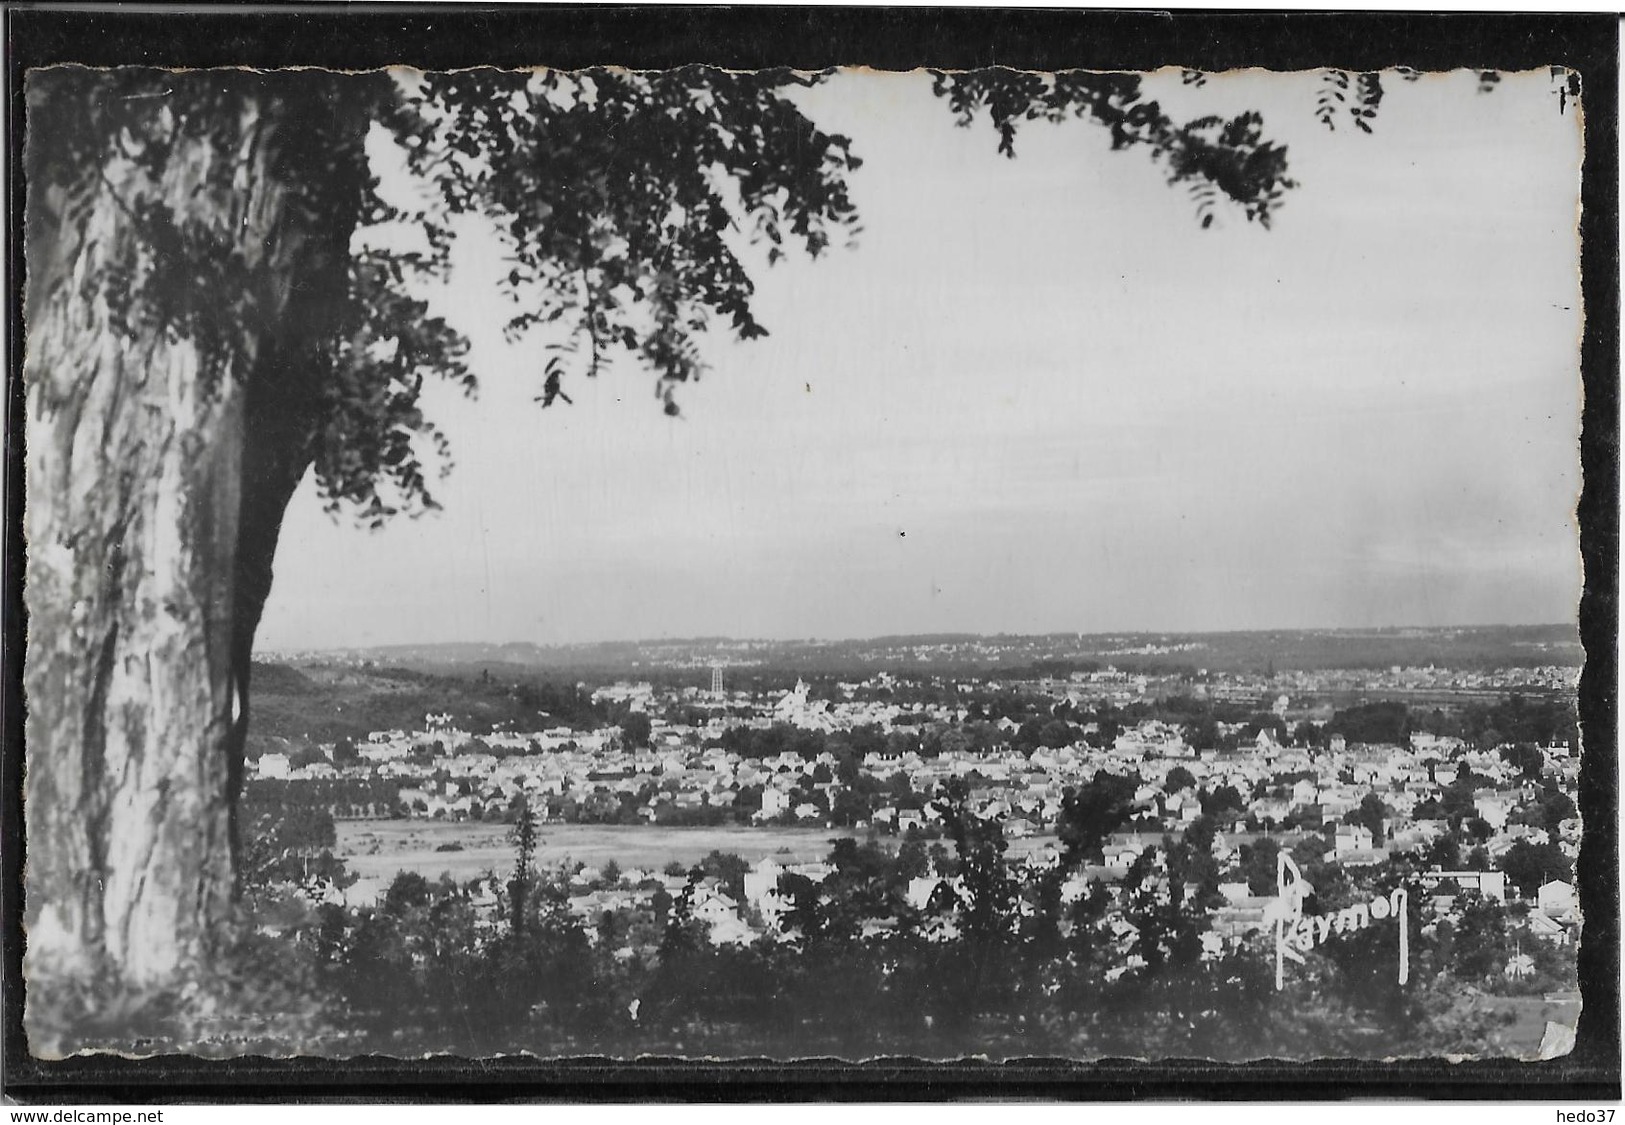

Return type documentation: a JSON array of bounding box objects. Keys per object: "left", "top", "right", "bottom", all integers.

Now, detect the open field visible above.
[
  {"left": 334, "top": 819, "right": 1060, "bottom": 881},
  {"left": 1480, "top": 993, "right": 1582, "bottom": 1057}
]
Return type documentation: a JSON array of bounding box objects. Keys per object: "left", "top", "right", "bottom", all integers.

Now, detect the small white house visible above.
[
  {"left": 742, "top": 859, "right": 784, "bottom": 907},
  {"left": 1538, "top": 879, "right": 1577, "bottom": 919},
  {"left": 757, "top": 788, "right": 790, "bottom": 819},
  {"left": 1334, "top": 824, "right": 1374, "bottom": 854}
]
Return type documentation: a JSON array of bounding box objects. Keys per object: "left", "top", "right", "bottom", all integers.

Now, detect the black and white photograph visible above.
[{"left": 5, "top": 7, "right": 1616, "bottom": 1088}]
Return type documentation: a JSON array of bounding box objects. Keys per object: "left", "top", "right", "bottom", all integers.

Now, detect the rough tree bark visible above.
[
  {"left": 22, "top": 69, "right": 364, "bottom": 1052},
  {"left": 225, "top": 129, "right": 360, "bottom": 879}
]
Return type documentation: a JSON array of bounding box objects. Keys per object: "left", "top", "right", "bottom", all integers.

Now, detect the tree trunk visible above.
[
  {"left": 225, "top": 153, "right": 359, "bottom": 881},
  {"left": 22, "top": 70, "right": 362, "bottom": 1053}
]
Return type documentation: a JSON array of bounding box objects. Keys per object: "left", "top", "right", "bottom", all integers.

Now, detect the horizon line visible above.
[{"left": 256, "top": 620, "right": 1583, "bottom": 657}]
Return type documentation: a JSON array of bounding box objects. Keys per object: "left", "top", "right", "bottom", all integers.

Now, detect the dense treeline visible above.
[
  {"left": 219, "top": 781, "right": 1572, "bottom": 1059},
  {"left": 1325, "top": 701, "right": 1412, "bottom": 745},
  {"left": 249, "top": 661, "right": 609, "bottom": 745},
  {"left": 244, "top": 777, "right": 399, "bottom": 817},
  {"left": 1459, "top": 695, "right": 1580, "bottom": 749},
  {"left": 238, "top": 784, "right": 360, "bottom": 891}
]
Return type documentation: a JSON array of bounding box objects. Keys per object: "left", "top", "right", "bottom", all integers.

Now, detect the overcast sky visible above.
[{"left": 256, "top": 68, "right": 1583, "bottom": 652}]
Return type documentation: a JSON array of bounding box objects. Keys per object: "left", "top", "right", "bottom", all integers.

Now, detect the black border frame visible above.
[{"left": 2, "top": 3, "right": 1618, "bottom": 1103}]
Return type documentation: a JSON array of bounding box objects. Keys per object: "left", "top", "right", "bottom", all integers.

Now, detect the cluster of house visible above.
[
  {"left": 261, "top": 666, "right": 1581, "bottom": 986},
  {"left": 1200, "top": 662, "right": 1581, "bottom": 701},
  {"left": 256, "top": 670, "right": 1579, "bottom": 856}
]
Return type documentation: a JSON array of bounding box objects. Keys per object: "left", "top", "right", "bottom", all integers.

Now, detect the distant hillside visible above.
[
  {"left": 266, "top": 623, "right": 1584, "bottom": 680},
  {"left": 249, "top": 661, "right": 319, "bottom": 695},
  {"left": 247, "top": 660, "right": 605, "bottom": 747}
]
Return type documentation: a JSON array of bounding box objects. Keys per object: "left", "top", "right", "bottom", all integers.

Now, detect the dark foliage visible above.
[
  {"left": 263, "top": 795, "right": 1563, "bottom": 1059},
  {"left": 1056, "top": 770, "right": 1140, "bottom": 864},
  {"left": 931, "top": 68, "right": 1295, "bottom": 227},
  {"left": 1326, "top": 700, "right": 1411, "bottom": 746}
]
